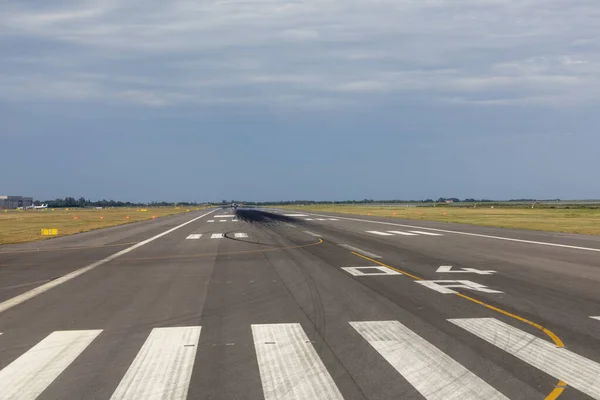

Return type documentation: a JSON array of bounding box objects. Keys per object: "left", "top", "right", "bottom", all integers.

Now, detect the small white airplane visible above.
[{"left": 26, "top": 204, "right": 48, "bottom": 209}]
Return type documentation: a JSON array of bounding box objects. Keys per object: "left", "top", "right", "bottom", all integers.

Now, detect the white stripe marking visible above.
[
  {"left": 214, "top": 215, "right": 234, "bottom": 218},
  {"left": 220, "top": 220, "right": 227, "bottom": 222},
  {"left": 0, "top": 210, "right": 216, "bottom": 314},
  {"left": 450, "top": 318, "right": 600, "bottom": 400},
  {"left": 591, "top": 316, "right": 600, "bottom": 321},
  {"left": 351, "top": 321, "right": 508, "bottom": 400},
  {"left": 315, "top": 218, "right": 327, "bottom": 221},
  {"left": 211, "top": 233, "right": 224, "bottom": 239},
  {"left": 251, "top": 323, "right": 344, "bottom": 400},
  {"left": 207, "top": 220, "right": 215, "bottom": 223},
  {"left": 110, "top": 327, "right": 201, "bottom": 400},
  {"left": 387, "top": 231, "right": 418, "bottom": 236},
  {"left": 305, "top": 218, "right": 314, "bottom": 221},
  {"left": 328, "top": 218, "right": 339, "bottom": 221},
  {"left": 338, "top": 244, "right": 382, "bottom": 258},
  {"left": 303, "top": 231, "right": 321, "bottom": 237},
  {"left": 367, "top": 231, "right": 393, "bottom": 236},
  {"left": 303, "top": 213, "right": 600, "bottom": 252},
  {"left": 408, "top": 231, "right": 443, "bottom": 236},
  {"left": 342, "top": 266, "right": 401, "bottom": 276},
  {"left": 0, "top": 330, "right": 102, "bottom": 400},
  {"left": 234, "top": 233, "right": 248, "bottom": 238},
  {"left": 232, "top": 219, "right": 239, "bottom": 222},
  {"left": 186, "top": 234, "right": 202, "bottom": 240}
]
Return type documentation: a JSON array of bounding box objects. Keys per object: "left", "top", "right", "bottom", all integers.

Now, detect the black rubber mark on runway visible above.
[{"left": 234, "top": 209, "right": 299, "bottom": 224}]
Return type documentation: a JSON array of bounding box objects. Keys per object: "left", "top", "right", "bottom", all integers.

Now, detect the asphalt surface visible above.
[{"left": 0, "top": 208, "right": 599, "bottom": 399}]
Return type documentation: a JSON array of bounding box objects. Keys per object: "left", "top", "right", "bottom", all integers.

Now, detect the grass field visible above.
[
  {"left": 0, "top": 207, "right": 204, "bottom": 245},
  {"left": 279, "top": 205, "right": 600, "bottom": 236}
]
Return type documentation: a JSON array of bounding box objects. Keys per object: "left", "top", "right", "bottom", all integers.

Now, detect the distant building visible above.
[{"left": 0, "top": 195, "right": 34, "bottom": 209}]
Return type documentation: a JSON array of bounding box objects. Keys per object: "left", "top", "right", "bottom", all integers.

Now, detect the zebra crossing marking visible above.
[
  {"left": 185, "top": 234, "right": 203, "bottom": 240},
  {"left": 111, "top": 327, "right": 201, "bottom": 400},
  {"left": 351, "top": 321, "right": 509, "bottom": 400},
  {"left": 450, "top": 317, "right": 600, "bottom": 400},
  {"left": 0, "top": 330, "right": 102, "bottom": 400},
  {"left": 251, "top": 323, "right": 344, "bottom": 400}
]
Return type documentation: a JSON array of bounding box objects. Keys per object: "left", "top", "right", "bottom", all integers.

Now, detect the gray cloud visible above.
[{"left": 2, "top": 0, "right": 600, "bottom": 107}]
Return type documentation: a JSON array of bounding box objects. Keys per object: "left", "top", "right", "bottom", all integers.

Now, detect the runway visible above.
[{"left": 0, "top": 208, "right": 599, "bottom": 399}]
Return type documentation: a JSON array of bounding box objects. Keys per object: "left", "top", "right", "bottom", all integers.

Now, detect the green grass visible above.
[
  {"left": 0, "top": 207, "right": 204, "bottom": 245},
  {"left": 278, "top": 204, "right": 600, "bottom": 235}
]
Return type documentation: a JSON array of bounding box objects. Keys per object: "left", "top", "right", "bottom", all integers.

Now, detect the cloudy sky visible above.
[{"left": 1, "top": 0, "right": 599, "bottom": 202}]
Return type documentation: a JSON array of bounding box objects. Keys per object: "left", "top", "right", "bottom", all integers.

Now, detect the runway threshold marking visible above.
[
  {"left": 351, "top": 321, "right": 509, "bottom": 400},
  {"left": 111, "top": 327, "right": 201, "bottom": 400},
  {"left": 350, "top": 251, "right": 566, "bottom": 399},
  {"left": 0, "top": 209, "right": 217, "bottom": 314},
  {"left": 308, "top": 213, "right": 600, "bottom": 252},
  {"left": 251, "top": 323, "right": 344, "bottom": 400},
  {"left": 451, "top": 318, "right": 600, "bottom": 399},
  {"left": 0, "top": 330, "right": 102, "bottom": 400}
]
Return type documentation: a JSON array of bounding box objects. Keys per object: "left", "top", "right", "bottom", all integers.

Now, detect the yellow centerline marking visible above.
[{"left": 351, "top": 251, "right": 567, "bottom": 399}]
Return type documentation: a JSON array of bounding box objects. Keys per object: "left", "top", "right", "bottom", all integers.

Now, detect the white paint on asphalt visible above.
[
  {"left": 211, "top": 233, "right": 224, "bottom": 239},
  {"left": 416, "top": 280, "right": 504, "bottom": 294},
  {"left": 303, "top": 231, "right": 321, "bottom": 237},
  {"left": 220, "top": 220, "right": 227, "bottom": 222},
  {"left": 214, "top": 215, "right": 234, "bottom": 218},
  {"left": 328, "top": 218, "right": 339, "bottom": 221},
  {"left": 232, "top": 219, "right": 239, "bottom": 222},
  {"left": 0, "top": 330, "right": 102, "bottom": 400},
  {"left": 304, "top": 213, "right": 600, "bottom": 252},
  {"left": 436, "top": 266, "right": 496, "bottom": 275},
  {"left": 316, "top": 218, "right": 327, "bottom": 221},
  {"left": 408, "top": 231, "right": 443, "bottom": 236},
  {"left": 351, "top": 321, "right": 509, "bottom": 400},
  {"left": 234, "top": 233, "right": 248, "bottom": 238},
  {"left": 387, "top": 231, "right": 418, "bottom": 236},
  {"left": 342, "top": 266, "right": 402, "bottom": 276},
  {"left": 338, "top": 244, "right": 382, "bottom": 258},
  {"left": 111, "top": 327, "right": 201, "bottom": 400},
  {"left": 0, "top": 209, "right": 217, "bottom": 314},
  {"left": 450, "top": 317, "right": 600, "bottom": 400},
  {"left": 367, "top": 231, "right": 394, "bottom": 236},
  {"left": 207, "top": 220, "right": 215, "bottom": 223},
  {"left": 305, "top": 218, "right": 314, "bottom": 221},
  {"left": 591, "top": 316, "right": 600, "bottom": 321},
  {"left": 185, "top": 234, "right": 203, "bottom": 240},
  {"left": 251, "top": 323, "right": 344, "bottom": 400}
]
